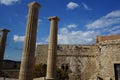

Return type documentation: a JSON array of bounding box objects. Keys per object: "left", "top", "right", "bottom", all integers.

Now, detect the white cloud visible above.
[
  {"left": 44, "top": 23, "right": 100, "bottom": 44},
  {"left": 108, "top": 26, "right": 120, "bottom": 32},
  {"left": 60, "top": 27, "right": 68, "bottom": 34},
  {"left": 59, "top": 24, "right": 77, "bottom": 34},
  {"left": 103, "top": 25, "right": 120, "bottom": 34},
  {"left": 58, "top": 27, "right": 100, "bottom": 44},
  {"left": 36, "top": 42, "right": 43, "bottom": 45},
  {"left": 58, "top": 24, "right": 100, "bottom": 44},
  {"left": 67, "top": 2, "right": 79, "bottom": 10},
  {"left": 105, "top": 10, "right": 120, "bottom": 18},
  {"left": 0, "top": 0, "right": 20, "bottom": 5},
  {"left": 109, "top": 30, "right": 120, "bottom": 35},
  {"left": 81, "top": 3, "right": 92, "bottom": 10},
  {"left": 13, "top": 35, "right": 25, "bottom": 42},
  {"left": 105, "top": 26, "right": 120, "bottom": 35},
  {"left": 86, "top": 10, "right": 120, "bottom": 29},
  {"left": 67, "top": 24, "right": 77, "bottom": 29}
]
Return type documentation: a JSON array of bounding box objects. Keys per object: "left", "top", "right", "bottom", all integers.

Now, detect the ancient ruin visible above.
[
  {"left": 0, "top": 1, "right": 120, "bottom": 80},
  {"left": 36, "top": 35, "right": 120, "bottom": 80},
  {"left": 46, "top": 16, "right": 59, "bottom": 80},
  {"left": 19, "top": 2, "right": 40, "bottom": 80},
  {"left": 0, "top": 29, "right": 10, "bottom": 74}
]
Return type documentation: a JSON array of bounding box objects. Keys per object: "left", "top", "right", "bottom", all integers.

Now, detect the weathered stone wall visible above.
[
  {"left": 35, "top": 39, "right": 120, "bottom": 80},
  {"left": 35, "top": 45, "right": 48, "bottom": 65},
  {"left": 56, "top": 45, "right": 97, "bottom": 80},
  {"left": 94, "top": 39, "right": 120, "bottom": 80},
  {"left": 36, "top": 45, "right": 97, "bottom": 80}
]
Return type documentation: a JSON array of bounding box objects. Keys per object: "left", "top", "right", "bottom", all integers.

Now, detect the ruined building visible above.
[
  {"left": 0, "top": 1, "right": 120, "bottom": 80},
  {"left": 36, "top": 35, "right": 120, "bottom": 80}
]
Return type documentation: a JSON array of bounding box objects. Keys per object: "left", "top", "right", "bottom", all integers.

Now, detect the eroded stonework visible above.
[
  {"left": 36, "top": 37, "right": 120, "bottom": 80},
  {"left": 95, "top": 39, "right": 120, "bottom": 80}
]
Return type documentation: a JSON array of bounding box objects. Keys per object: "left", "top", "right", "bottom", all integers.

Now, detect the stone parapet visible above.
[
  {"left": 96, "top": 35, "right": 120, "bottom": 43},
  {"left": 96, "top": 39, "right": 120, "bottom": 45}
]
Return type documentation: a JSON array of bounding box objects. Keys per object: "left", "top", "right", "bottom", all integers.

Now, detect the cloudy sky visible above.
[{"left": 0, "top": 0, "right": 120, "bottom": 61}]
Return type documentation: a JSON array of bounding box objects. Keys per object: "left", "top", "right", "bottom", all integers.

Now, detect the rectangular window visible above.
[{"left": 114, "top": 64, "right": 120, "bottom": 80}]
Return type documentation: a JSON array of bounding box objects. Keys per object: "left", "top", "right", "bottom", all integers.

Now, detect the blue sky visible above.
[{"left": 0, "top": 0, "right": 120, "bottom": 61}]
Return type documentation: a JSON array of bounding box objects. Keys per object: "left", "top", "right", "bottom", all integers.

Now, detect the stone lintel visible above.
[
  {"left": 28, "top": 1, "right": 41, "bottom": 9},
  {"left": 48, "top": 16, "right": 59, "bottom": 21}
]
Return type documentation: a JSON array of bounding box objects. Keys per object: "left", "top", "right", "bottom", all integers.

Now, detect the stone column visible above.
[
  {"left": 0, "top": 29, "right": 10, "bottom": 73},
  {"left": 19, "top": 2, "right": 40, "bottom": 80},
  {"left": 46, "top": 16, "right": 59, "bottom": 80}
]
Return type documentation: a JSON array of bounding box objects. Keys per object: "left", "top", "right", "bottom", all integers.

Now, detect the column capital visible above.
[
  {"left": 28, "top": 1, "right": 41, "bottom": 9},
  {"left": 0, "top": 29, "right": 10, "bottom": 33},
  {"left": 48, "top": 16, "right": 59, "bottom": 21}
]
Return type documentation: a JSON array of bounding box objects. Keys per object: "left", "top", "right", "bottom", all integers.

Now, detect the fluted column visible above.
[
  {"left": 0, "top": 29, "right": 10, "bottom": 73},
  {"left": 19, "top": 2, "right": 40, "bottom": 80},
  {"left": 46, "top": 16, "right": 59, "bottom": 80}
]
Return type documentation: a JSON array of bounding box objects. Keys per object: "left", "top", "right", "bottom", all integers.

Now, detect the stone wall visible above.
[
  {"left": 35, "top": 39, "right": 120, "bottom": 80},
  {"left": 56, "top": 45, "right": 97, "bottom": 80},
  {"left": 35, "top": 45, "right": 48, "bottom": 65},
  {"left": 94, "top": 39, "right": 120, "bottom": 80},
  {"left": 36, "top": 45, "right": 97, "bottom": 80}
]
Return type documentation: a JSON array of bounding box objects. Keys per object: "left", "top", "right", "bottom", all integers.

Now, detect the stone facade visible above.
[
  {"left": 94, "top": 39, "right": 120, "bottom": 80},
  {"left": 36, "top": 35, "right": 120, "bottom": 80}
]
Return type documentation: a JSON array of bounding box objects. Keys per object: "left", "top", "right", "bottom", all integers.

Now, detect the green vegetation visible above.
[
  {"left": 57, "top": 68, "right": 69, "bottom": 80},
  {"left": 33, "top": 64, "right": 69, "bottom": 80},
  {"left": 33, "top": 63, "right": 47, "bottom": 78}
]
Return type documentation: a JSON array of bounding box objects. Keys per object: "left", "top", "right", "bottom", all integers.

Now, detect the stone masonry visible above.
[
  {"left": 36, "top": 35, "right": 120, "bottom": 80},
  {"left": 19, "top": 1, "right": 40, "bottom": 80},
  {"left": 0, "top": 29, "right": 10, "bottom": 74},
  {"left": 46, "top": 16, "right": 59, "bottom": 80},
  {"left": 94, "top": 39, "right": 120, "bottom": 80}
]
